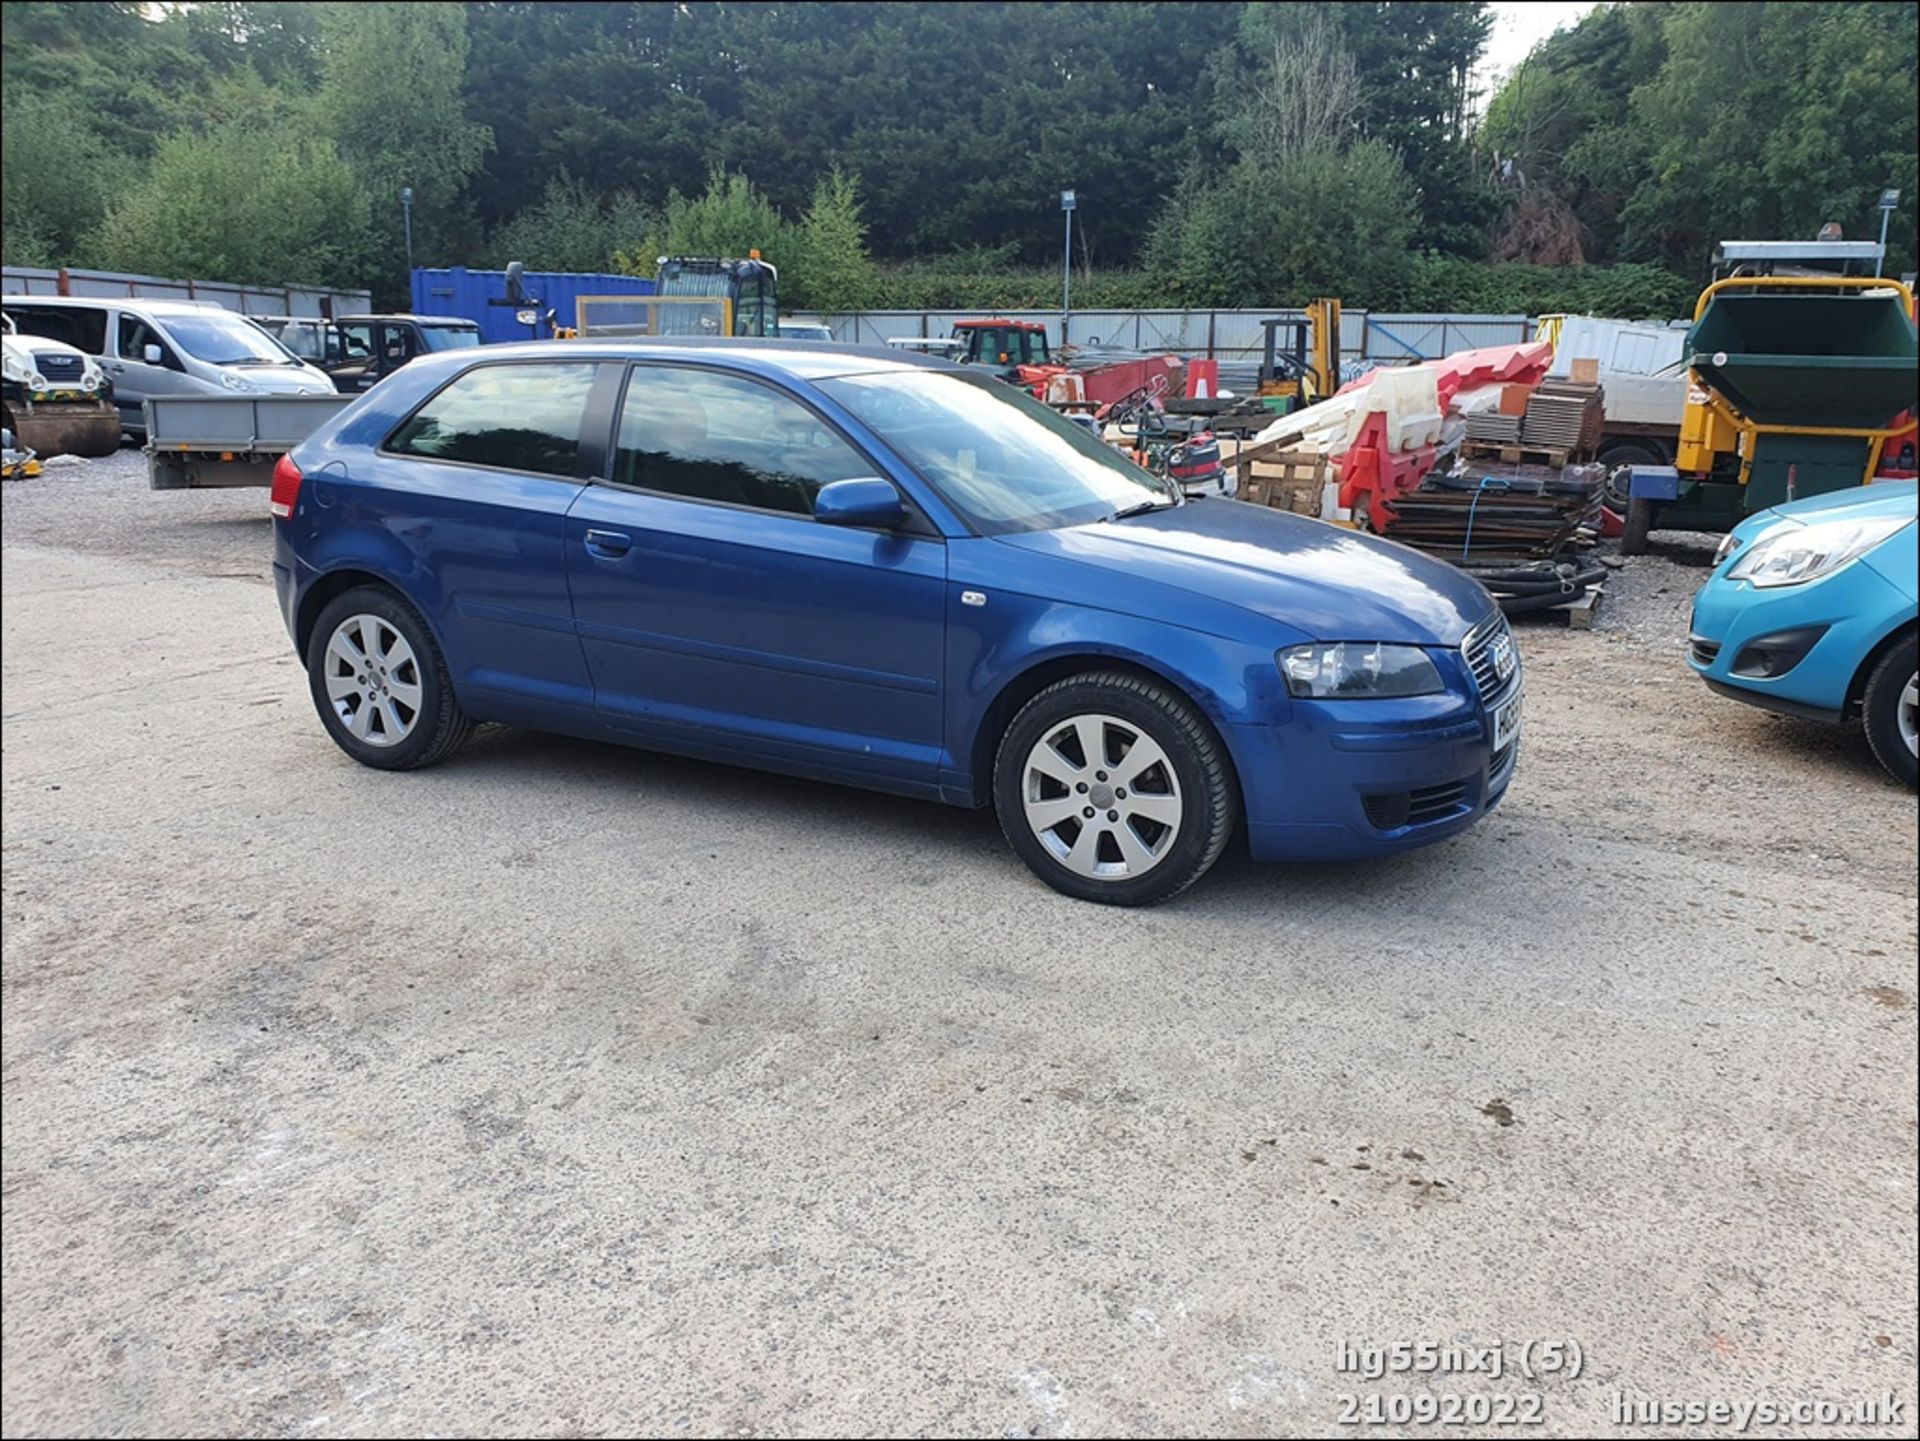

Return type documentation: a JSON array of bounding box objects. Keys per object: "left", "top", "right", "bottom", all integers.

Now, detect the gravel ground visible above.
[{"left": 3, "top": 448, "right": 1915, "bottom": 1438}]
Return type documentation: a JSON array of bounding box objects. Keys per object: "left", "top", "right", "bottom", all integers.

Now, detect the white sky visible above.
[{"left": 1482, "top": 1, "right": 1598, "bottom": 87}]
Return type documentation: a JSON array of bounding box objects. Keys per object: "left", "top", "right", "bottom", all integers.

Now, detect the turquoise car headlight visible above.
[
  {"left": 1279, "top": 642, "right": 1444, "bottom": 699},
  {"left": 1725, "top": 514, "right": 1911, "bottom": 588}
]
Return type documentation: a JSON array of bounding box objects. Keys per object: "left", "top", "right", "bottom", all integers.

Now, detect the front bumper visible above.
[
  {"left": 1686, "top": 556, "right": 1907, "bottom": 722},
  {"left": 1228, "top": 663, "right": 1520, "bottom": 863}
]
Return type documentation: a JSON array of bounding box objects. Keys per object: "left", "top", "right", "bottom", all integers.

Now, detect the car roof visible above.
[
  {"left": 335, "top": 313, "right": 479, "bottom": 326},
  {"left": 460, "top": 336, "right": 962, "bottom": 379},
  {"left": 1, "top": 295, "right": 237, "bottom": 316}
]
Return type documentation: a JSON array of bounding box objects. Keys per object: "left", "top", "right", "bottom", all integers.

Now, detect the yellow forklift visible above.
[{"left": 1256, "top": 297, "right": 1342, "bottom": 413}]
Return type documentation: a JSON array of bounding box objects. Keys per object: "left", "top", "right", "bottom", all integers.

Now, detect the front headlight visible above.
[
  {"left": 1279, "top": 642, "right": 1444, "bottom": 699},
  {"left": 220, "top": 371, "right": 261, "bottom": 394},
  {"left": 1724, "top": 514, "right": 1911, "bottom": 588},
  {"left": 1713, "top": 532, "right": 1743, "bottom": 568}
]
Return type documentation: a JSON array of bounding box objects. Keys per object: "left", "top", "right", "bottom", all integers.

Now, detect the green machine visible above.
[{"left": 1623, "top": 241, "right": 1919, "bottom": 552}]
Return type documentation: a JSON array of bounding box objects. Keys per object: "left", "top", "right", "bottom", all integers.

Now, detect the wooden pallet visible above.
[
  {"left": 1232, "top": 441, "right": 1329, "bottom": 516},
  {"left": 1461, "top": 439, "right": 1572, "bottom": 468}
]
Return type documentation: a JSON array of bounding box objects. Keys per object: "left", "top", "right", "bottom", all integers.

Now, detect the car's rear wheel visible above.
[
  {"left": 994, "top": 671, "right": 1235, "bottom": 905},
  {"left": 306, "top": 586, "right": 472, "bottom": 770},
  {"left": 1861, "top": 634, "right": 1918, "bottom": 789}
]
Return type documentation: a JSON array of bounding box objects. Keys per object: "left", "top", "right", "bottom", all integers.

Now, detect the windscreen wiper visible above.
[{"left": 1108, "top": 497, "right": 1176, "bottom": 522}]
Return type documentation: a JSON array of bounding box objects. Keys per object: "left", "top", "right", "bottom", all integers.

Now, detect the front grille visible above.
[
  {"left": 1364, "top": 779, "right": 1471, "bottom": 831},
  {"left": 1489, "top": 739, "right": 1517, "bottom": 790},
  {"left": 1462, "top": 614, "right": 1518, "bottom": 703},
  {"left": 1688, "top": 634, "right": 1722, "bottom": 667},
  {"left": 1408, "top": 780, "right": 1469, "bottom": 824},
  {"left": 32, "top": 352, "right": 84, "bottom": 382}
]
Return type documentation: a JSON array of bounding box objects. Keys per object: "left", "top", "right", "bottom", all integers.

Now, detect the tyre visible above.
[
  {"left": 1620, "top": 496, "right": 1655, "bottom": 556},
  {"left": 993, "top": 670, "right": 1236, "bottom": 905},
  {"left": 305, "top": 586, "right": 472, "bottom": 771},
  {"left": 1861, "top": 634, "right": 1919, "bottom": 789},
  {"left": 1598, "top": 441, "right": 1663, "bottom": 509}
]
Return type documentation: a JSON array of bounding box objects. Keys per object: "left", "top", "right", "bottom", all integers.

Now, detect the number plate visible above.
[{"left": 1492, "top": 688, "right": 1522, "bottom": 749}]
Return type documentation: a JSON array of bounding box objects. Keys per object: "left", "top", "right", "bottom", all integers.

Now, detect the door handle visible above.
[{"left": 584, "top": 528, "right": 632, "bottom": 558}]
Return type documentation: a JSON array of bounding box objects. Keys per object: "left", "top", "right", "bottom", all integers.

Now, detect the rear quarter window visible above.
[
  {"left": 386, "top": 362, "right": 599, "bottom": 478},
  {"left": 7, "top": 306, "right": 107, "bottom": 355}
]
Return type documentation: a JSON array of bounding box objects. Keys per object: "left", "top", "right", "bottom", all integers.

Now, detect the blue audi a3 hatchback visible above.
[{"left": 272, "top": 341, "right": 1521, "bottom": 904}]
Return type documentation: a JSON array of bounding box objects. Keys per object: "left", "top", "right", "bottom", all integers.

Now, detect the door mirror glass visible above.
[
  {"left": 142, "top": 343, "right": 163, "bottom": 365},
  {"left": 814, "top": 477, "right": 905, "bottom": 529}
]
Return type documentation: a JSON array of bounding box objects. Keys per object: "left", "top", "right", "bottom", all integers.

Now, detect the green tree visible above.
[
  {"left": 489, "top": 175, "right": 653, "bottom": 273},
  {"left": 315, "top": 1, "right": 492, "bottom": 294},
  {"left": 1621, "top": 1, "right": 1918, "bottom": 273},
  {"left": 618, "top": 168, "right": 795, "bottom": 275},
  {"left": 1147, "top": 141, "right": 1417, "bottom": 306},
  {"left": 89, "top": 121, "right": 375, "bottom": 287},
  {"left": 1485, "top": 2, "right": 1918, "bottom": 276},
  {"left": 784, "top": 169, "right": 878, "bottom": 312},
  {"left": 0, "top": 91, "right": 128, "bottom": 265}
]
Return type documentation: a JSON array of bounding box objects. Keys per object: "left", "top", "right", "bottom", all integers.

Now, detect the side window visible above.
[
  {"left": 614, "top": 366, "right": 870, "bottom": 517},
  {"left": 337, "top": 323, "right": 373, "bottom": 359},
  {"left": 118, "top": 315, "right": 174, "bottom": 367},
  {"left": 378, "top": 323, "right": 415, "bottom": 367},
  {"left": 387, "top": 362, "right": 598, "bottom": 478},
  {"left": 11, "top": 306, "right": 106, "bottom": 354}
]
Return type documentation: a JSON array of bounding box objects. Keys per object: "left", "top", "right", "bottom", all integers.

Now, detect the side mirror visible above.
[
  {"left": 504, "top": 260, "right": 527, "bottom": 305},
  {"left": 814, "top": 477, "right": 905, "bottom": 529},
  {"left": 142, "top": 343, "right": 163, "bottom": 365}
]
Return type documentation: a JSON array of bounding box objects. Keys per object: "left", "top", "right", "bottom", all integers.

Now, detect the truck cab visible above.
[
  {"left": 951, "top": 318, "right": 1052, "bottom": 380},
  {"left": 321, "top": 314, "right": 483, "bottom": 392}
]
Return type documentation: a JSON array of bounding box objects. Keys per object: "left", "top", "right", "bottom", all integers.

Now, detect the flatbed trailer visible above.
[{"left": 144, "top": 394, "right": 354, "bottom": 490}]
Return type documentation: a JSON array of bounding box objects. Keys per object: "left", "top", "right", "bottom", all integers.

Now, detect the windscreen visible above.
[
  {"left": 418, "top": 326, "right": 482, "bottom": 352},
  {"left": 818, "top": 370, "right": 1175, "bottom": 535},
  {"left": 162, "top": 313, "right": 300, "bottom": 366}
]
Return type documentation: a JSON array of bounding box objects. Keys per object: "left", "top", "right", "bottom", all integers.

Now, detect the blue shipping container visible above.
[{"left": 411, "top": 266, "right": 657, "bottom": 345}]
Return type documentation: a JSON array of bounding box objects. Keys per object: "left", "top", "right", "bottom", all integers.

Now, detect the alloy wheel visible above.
[
  {"left": 323, "top": 613, "right": 422, "bottom": 747},
  {"left": 1900, "top": 672, "right": 1918, "bottom": 760},
  {"left": 1021, "top": 712, "right": 1183, "bottom": 879}
]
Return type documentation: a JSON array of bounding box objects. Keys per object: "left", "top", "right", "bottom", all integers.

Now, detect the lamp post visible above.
[
  {"left": 1875, "top": 188, "right": 1900, "bottom": 277},
  {"left": 1060, "top": 189, "right": 1076, "bottom": 344},
  {"left": 400, "top": 186, "right": 416, "bottom": 282}
]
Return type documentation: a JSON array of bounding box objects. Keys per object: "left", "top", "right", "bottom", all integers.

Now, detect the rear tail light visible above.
[{"left": 269, "top": 453, "right": 302, "bottom": 519}]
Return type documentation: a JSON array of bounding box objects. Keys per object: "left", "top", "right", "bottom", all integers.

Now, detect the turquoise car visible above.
[{"left": 1687, "top": 480, "right": 1918, "bottom": 787}]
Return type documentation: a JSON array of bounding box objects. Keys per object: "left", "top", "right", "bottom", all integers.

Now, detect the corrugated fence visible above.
[
  {"left": 804, "top": 309, "right": 1531, "bottom": 365},
  {"left": 2, "top": 265, "right": 369, "bottom": 318}
]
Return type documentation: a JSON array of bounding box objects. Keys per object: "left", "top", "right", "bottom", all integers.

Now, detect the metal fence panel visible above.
[
  {"left": 1360, "top": 313, "right": 1529, "bottom": 360},
  {"left": 788, "top": 306, "right": 1536, "bottom": 365},
  {"left": 2, "top": 265, "right": 369, "bottom": 318}
]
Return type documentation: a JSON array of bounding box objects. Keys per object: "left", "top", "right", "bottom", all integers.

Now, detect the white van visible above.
[{"left": 0, "top": 296, "right": 334, "bottom": 438}]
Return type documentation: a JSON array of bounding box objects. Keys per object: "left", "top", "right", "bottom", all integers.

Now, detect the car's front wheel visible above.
[
  {"left": 1861, "top": 634, "right": 1918, "bottom": 789},
  {"left": 994, "top": 671, "right": 1236, "bottom": 905},
  {"left": 306, "top": 586, "right": 473, "bottom": 771}
]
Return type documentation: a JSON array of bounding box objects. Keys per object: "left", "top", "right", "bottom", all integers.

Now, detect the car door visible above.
[
  {"left": 329, "top": 322, "right": 377, "bottom": 391},
  {"left": 564, "top": 362, "right": 948, "bottom": 786},
  {"left": 373, "top": 359, "right": 605, "bottom": 714},
  {"left": 374, "top": 322, "right": 419, "bottom": 384},
  {"left": 112, "top": 313, "right": 199, "bottom": 429}
]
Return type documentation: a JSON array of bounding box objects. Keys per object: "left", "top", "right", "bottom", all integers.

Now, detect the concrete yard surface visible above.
[{"left": 3, "top": 453, "right": 1916, "bottom": 1437}]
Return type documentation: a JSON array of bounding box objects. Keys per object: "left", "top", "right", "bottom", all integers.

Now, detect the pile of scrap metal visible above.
[
  {"left": 2, "top": 427, "right": 45, "bottom": 481},
  {"left": 1247, "top": 340, "right": 1613, "bottom": 614}
]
